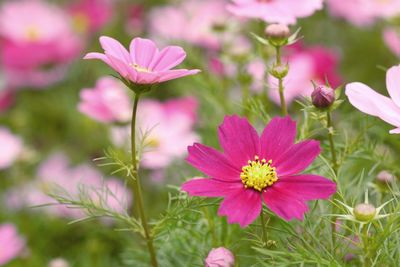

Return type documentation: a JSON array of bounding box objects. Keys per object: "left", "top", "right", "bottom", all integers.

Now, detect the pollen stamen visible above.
[
  {"left": 240, "top": 155, "right": 278, "bottom": 192},
  {"left": 130, "top": 63, "right": 151, "bottom": 73}
]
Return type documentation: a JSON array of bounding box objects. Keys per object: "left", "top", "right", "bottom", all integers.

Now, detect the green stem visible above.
[
  {"left": 326, "top": 111, "right": 338, "bottom": 175},
  {"left": 362, "top": 224, "right": 371, "bottom": 267},
  {"left": 275, "top": 46, "right": 287, "bottom": 116},
  {"left": 260, "top": 209, "right": 268, "bottom": 247},
  {"left": 130, "top": 93, "right": 158, "bottom": 267}
]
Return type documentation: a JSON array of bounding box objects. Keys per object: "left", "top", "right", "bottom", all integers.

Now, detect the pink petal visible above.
[
  {"left": 99, "top": 36, "right": 131, "bottom": 64},
  {"left": 157, "top": 69, "right": 200, "bottom": 83},
  {"left": 151, "top": 46, "right": 187, "bottom": 71},
  {"left": 346, "top": 82, "right": 400, "bottom": 128},
  {"left": 260, "top": 116, "right": 297, "bottom": 161},
  {"left": 181, "top": 178, "right": 243, "bottom": 197},
  {"left": 217, "top": 115, "right": 261, "bottom": 167},
  {"left": 83, "top": 52, "right": 110, "bottom": 64},
  {"left": 106, "top": 54, "right": 137, "bottom": 81},
  {"left": 274, "top": 174, "right": 336, "bottom": 201},
  {"left": 129, "top": 37, "right": 159, "bottom": 68},
  {"left": 218, "top": 189, "right": 262, "bottom": 227},
  {"left": 135, "top": 71, "right": 161, "bottom": 84},
  {"left": 187, "top": 143, "right": 241, "bottom": 181},
  {"left": 390, "top": 128, "right": 400, "bottom": 134},
  {"left": 263, "top": 187, "right": 309, "bottom": 221},
  {"left": 386, "top": 65, "right": 400, "bottom": 107},
  {"left": 274, "top": 140, "right": 320, "bottom": 176}
]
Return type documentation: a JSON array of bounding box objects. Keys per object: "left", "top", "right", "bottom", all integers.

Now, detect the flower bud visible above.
[
  {"left": 354, "top": 203, "right": 376, "bottom": 222},
  {"left": 205, "top": 247, "right": 235, "bottom": 267},
  {"left": 311, "top": 85, "right": 335, "bottom": 109},
  {"left": 48, "top": 258, "right": 70, "bottom": 267},
  {"left": 265, "top": 24, "right": 290, "bottom": 43},
  {"left": 376, "top": 170, "right": 396, "bottom": 184},
  {"left": 269, "top": 64, "right": 289, "bottom": 79}
]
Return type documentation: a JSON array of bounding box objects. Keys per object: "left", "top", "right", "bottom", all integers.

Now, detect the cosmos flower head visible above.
[
  {"left": 182, "top": 115, "right": 336, "bottom": 227},
  {"left": 0, "top": 223, "right": 25, "bottom": 265}
]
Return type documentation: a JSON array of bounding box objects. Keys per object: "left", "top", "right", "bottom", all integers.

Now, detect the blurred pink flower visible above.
[
  {"left": 78, "top": 77, "right": 132, "bottom": 123},
  {"left": 247, "top": 58, "right": 266, "bottom": 93},
  {"left": 227, "top": 0, "right": 323, "bottom": 25},
  {"left": 0, "top": 88, "right": 15, "bottom": 112},
  {"left": 0, "top": 223, "right": 25, "bottom": 265},
  {"left": 68, "top": 0, "right": 112, "bottom": 34},
  {"left": 111, "top": 97, "right": 199, "bottom": 170},
  {"left": 182, "top": 116, "right": 336, "bottom": 227},
  {"left": 383, "top": 28, "right": 400, "bottom": 57},
  {"left": 268, "top": 44, "right": 341, "bottom": 106},
  {"left": 0, "top": 0, "right": 83, "bottom": 89},
  {"left": 125, "top": 4, "right": 145, "bottom": 36},
  {"left": 84, "top": 36, "right": 200, "bottom": 85},
  {"left": 6, "top": 153, "right": 131, "bottom": 220},
  {"left": 346, "top": 65, "right": 400, "bottom": 134},
  {"left": 205, "top": 247, "right": 235, "bottom": 267},
  {"left": 0, "top": 127, "right": 22, "bottom": 170},
  {"left": 149, "top": 0, "right": 231, "bottom": 50},
  {"left": 327, "top": 0, "right": 400, "bottom": 26}
]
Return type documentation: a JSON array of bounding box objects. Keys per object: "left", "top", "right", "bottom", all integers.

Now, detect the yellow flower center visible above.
[
  {"left": 25, "top": 26, "right": 40, "bottom": 41},
  {"left": 130, "top": 63, "right": 151, "bottom": 73},
  {"left": 240, "top": 155, "right": 278, "bottom": 192},
  {"left": 145, "top": 137, "right": 160, "bottom": 148},
  {"left": 72, "top": 13, "right": 90, "bottom": 34}
]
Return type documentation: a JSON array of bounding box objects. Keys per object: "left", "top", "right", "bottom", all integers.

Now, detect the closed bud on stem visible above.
[
  {"left": 354, "top": 203, "right": 376, "bottom": 222},
  {"left": 311, "top": 85, "right": 335, "bottom": 109},
  {"left": 265, "top": 24, "right": 290, "bottom": 46},
  {"left": 269, "top": 64, "right": 289, "bottom": 79},
  {"left": 205, "top": 247, "right": 235, "bottom": 267},
  {"left": 376, "top": 170, "right": 396, "bottom": 184},
  {"left": 48, "top": 258, "right": 70, "bottom": 267}
]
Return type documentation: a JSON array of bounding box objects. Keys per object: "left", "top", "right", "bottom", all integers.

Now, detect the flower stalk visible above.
[
  {"left": 275, "top": 46, "right": 288, "bottom": 116},
  {"left": 326, "top": 110, "right": 338, "bottom": 175}
]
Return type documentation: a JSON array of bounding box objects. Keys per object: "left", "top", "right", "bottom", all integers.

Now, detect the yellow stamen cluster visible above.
[
  {"left": 25, "top": 27, "right": 40, "bottom": 41},
  {"left": 240, "top": 155, "right": 278, "bottom": 192},
  {"left": 130, "top": 63, "right": 151, "bottom": 73}
]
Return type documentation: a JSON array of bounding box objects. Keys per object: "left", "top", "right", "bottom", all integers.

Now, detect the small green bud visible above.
[
  {"left": 354, "top": 203, "right": 376, "bottom": 222},
  {"left": 269, "top": 64, "right": 288, "bottom": 79},
  {"left": 265, "top": 24, "right": 290, "bottom": 46}
]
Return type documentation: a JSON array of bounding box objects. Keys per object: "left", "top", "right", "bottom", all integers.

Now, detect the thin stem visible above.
[
  {"left": 362, "top": 224, "right": 371, "bottom": 267},
  {"left": 260, "top": 208, "right": 268, "bottom": 247},
  {"left": 275, "top": 46, "right": 287, "bottom": 116},
  {"left": 326, "top": 111, "right": 338, "bottom": 175},
  {"left": 130, "top": 93, "right": 158, "bottom": 267}
]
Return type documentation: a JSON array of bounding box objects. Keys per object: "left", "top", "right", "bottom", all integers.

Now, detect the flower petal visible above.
[
  {"left": 181, "top": 178, "right": 243, "bottom": 197},
  {"left": 386, "top": 65, "right": 400, "bottom": 107},
  {"left": 186, "top": 143, "right": 241, "bottom": 181},
  {"left": 274, "top": 140, "right": 320, "bottom": 176},
  {"left": 260, "top": 116, "right": 297, "bottom": 161},
  {"left": 217, "top": 115, "right": 261, "bottom": 167},
  {"left": 105, "top": 54, "right": 137, "bottom": 81},
  {"left": 390, "top": 127, "right": 400, "bottom": 134},
  {"left": 129, "top": 38, "right": 159, "bottom": 68},
  {"left": 83, "top": 52, "right": 110, "bottom": 64},
  {"left": 151, "top": 46, "right": 187, "bottom": 71},
  {"left": 263, "top": 187, "right": 309, "bottom": 221},
  {"left": 274, "top": 174, "right": 336, "bottom": 201},
  {"left": 157, "top": 69, "right": 200, "bottom": 83},
  {"left": 99, "top": 36, "right": 131, "bottom": 63},
  {"left": 218, "top": 189, "right": 262, "bottom": 227}
]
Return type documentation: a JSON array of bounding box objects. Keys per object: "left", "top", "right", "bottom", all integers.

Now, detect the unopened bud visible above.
[
  {"left": 269, "top": 64, "right": 288, "bottom": 79},
  {"left": 354, "top": 203, "right": 376, "bottom": 222},
  {"left": 265, "top": 24, "right": 290, "bottom": 43},
  {"left": 311, "top": 85, "right": 335, "bottom": 109},
  {"left": 376, "top": 170, "right": 396, "bottom": 184},
  {"left": 205, "top": 247, "right": 235, "bottom": 267},
  {"left": 48, "top": 258, "right": 70, "bottom": 267}
]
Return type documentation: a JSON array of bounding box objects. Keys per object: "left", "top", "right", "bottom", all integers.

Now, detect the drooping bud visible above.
[
  {"left": 354, "top": 203, "right": 376, "bottom": 222},
  {"left": 205, "top": 247, "right": 235, "bottom": 267},
  {"left": 265, "top": 24, "right": 290, "bottom": 45},
  {"left": 311, "top": 85, "right": 335, "bottom": 109},
  {"left": 376, "top": 170, "right": 396, "bottom": 184}
]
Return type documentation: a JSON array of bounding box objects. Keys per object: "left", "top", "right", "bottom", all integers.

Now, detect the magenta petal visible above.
[
  {"left": 129, "top": 38, "right": 159, "bottom": 68},
  {"left": 274, "top": 140, "right": 320, "bottom": 176},
  {"left": 157, "top": 69, "right": 200, "bottom": 83},
  {"left": 151, "top": 46, "right": 187, "bottom": 71},
  {"left": 187, "top": 143, "right": 241, "bottom": 181},
  {"left": 99, "top": 36, "right": 131, "bottom": 63},
  {"left": 274, "top": 174, "right": 336, "bottom": 201},
  {"left": 260, "top": 116, "right": 297, "bottom": 161},
  {"left": 181, "top": 178, "right": 243, "bottom": 197},
  {"left": 263, "top": 187, "right": 309, "bottom": 221},
  {"left": 218, "top": 115, "right": 261, "bottom": 167},
  {"left": 218, "top": 189, "right": 262, "bottom": 227}
]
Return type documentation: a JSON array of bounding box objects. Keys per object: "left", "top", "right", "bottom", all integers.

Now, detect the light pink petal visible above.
[
  {"left": 157, "top": 69, "right": 200, "bottom": 83},
  {"left": 218, "top": 189, "right": 262, "bottom": 227},
  {"left": 274, "top": 174, "right": 336, "bottom": 201},
  {"left": 99, "top": 36, "right": 131, "bottom": 63},
  {"left": 129, "top": 37, "right": 159, "bottom": 68},
  {"left": 217, "top": 115, "right": 261, "bottom": 167},
  {"left": 187, "top": 143, "right": 241, "bottom": 181},
  {"left": 150, "top": 46, "right": 187, "bottom": 71},
  {"left": 386, "top": 65, "right": 400, "bottom": 107},
  {"left": 346, "top": 82, "right": 400, "bottom": 127},
  {"left": 135, "top": 71, "right": 161, "bottom": 84},
  {"left": 263, "top": 187, "right": 309, "bottom": 221},
  {"left": 181, "top": 178, "right": 243, "bottom": 197},
  {"left": 83, "top": 52, "right": 110, "bottom": 64},
  {"left": 274, "top": 140, "right": 320, "bottom": 176},
  {"left": 106, "top": 54, "right": 137, "bottom": 81},
  {"left": 260, "top": 116, "right": 297, "bottom": 161},
  {"left": 390, "top": 128, "right": 400, "bottom": 134}
]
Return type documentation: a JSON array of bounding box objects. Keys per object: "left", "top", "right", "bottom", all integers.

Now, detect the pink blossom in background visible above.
[
  {"left": 0, "top": 88, "right": 15, "bottom": 112},
  {"left": 182, "top": 116, "right": 336, "bottom": 227},
  {"left": 111, "top": 97, "right": 199, "bottom": 170},
  {"left": 268, "top": 44, "right": 341, "bottom": 106},
  {"left": 205, "top": 247, "right": 235, "bottom": 267},
  {"left": 0, "top": 223, "right": 25, "bottom": 265},
  {"left": 247, "top": 58, "right": 266, "bottom": 93},
  {"left": 327, "top": 0, "right": 400, "bottom": 26},
  {"left": 84, "top": 36, "right": 200, "bottom": 85},
  {"left": 0, "top": 0, "right": 83, "bottom": 89},
  {"left": 346, "top": 65, "right": 400, "bottom": 134},
  {"left": 125, "top": 4, "right": 145, "bottom": 36},
  {"left": 383, "top": 28, "right": 400, "bottom": 57},
  {"left": 0, "top": 127, "right": 22, "bottom": 170},
  {"left": 67, "top": 0, "right": 112, "bottom": 34},
  {"left": 227, "top": 0, "right": 323, "bottom": 25},
  {"left": 6, "top": 153, "right": 131, "bottom": 220},
  {"left": 78, "top": 77, "right": 132, "bottom": 123}
]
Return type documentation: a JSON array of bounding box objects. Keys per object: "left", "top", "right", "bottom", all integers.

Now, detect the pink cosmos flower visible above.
[
  {"left": 227, "top": 0, "right": 323, "bottom": 25},
  {"left": 78, "top": 77, "right": 132, "bottom": 123},
  {"left": 125, "top": 4, "right": 145, "bottom": 36},
  {"left": 0, "top": 127, "right": 23, "bottom": 170},
  {"left": 346, "top": 65, "right": 400, "bottom": 134},
  {"left": 182, "top": 116, "right": 336, "bottom": 227},
  {"left": 247, "top": 58, "right": 266, "bottom": 93},
  {"left": 205, "top": 247, "right": 235, "bottom": 267},
  {"left": 0, "top": 88, "right": 15, "bottom": 112},
  {"left": 84, "top": 36, "right": 200, "bottom": 85},
  {"left": 383, "top": 28, "right": 400, "bottom": 57},
  {"left": 0, "top": 223, "right": 25, "bottom": 265}
]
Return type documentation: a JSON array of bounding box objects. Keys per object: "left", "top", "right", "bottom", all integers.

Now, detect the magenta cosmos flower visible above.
[
  {"left": 346, "top": 65, "right": 400, "bottom": 134},
  {"left": 84, "top": 36, "right": 200, "bottom": 84},
  {"left": 182, "top": 116, "right": 336, "bottom": 227}
]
